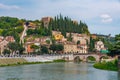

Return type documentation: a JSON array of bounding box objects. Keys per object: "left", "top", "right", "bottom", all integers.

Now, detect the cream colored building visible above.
[
  {"left": 95, "top": 41, "right": 105, "bottom": 51},
  {"left": 0, "top": 40, "right": 9, "bottom": 54},
  {"left": 63, "top": 42, "right": 88, "bottom": 53},
  {"left": 66, "top": 33, "right": 90, "bottom": 44}
]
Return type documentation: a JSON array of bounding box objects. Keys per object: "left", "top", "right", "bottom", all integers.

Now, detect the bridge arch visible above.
[
  {"left": 86, "top": 56, "right": 96, "bottom": 62},
  {"left": 99, "top": 55, "right": 109, "bottom": 62},
  {"left": 74, "top": 56, "right": 81, "bottom": 62}
]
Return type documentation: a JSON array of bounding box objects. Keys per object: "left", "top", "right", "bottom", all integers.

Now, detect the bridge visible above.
[
  {"left": 73, "top": 53, "right": 108, "bottom": 62},
  {"left": 22, "top": 53, "right": 109, "bottom": 62},
  {"left": 0, "top": 53, "right": 109, "bottom": 62}
]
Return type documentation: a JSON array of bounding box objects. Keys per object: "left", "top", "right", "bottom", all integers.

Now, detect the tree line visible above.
[{"left": 48, "top": 14, "right": 90, "bottom": 37}]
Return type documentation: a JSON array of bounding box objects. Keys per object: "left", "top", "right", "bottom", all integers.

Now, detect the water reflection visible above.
[
  {"left": 7, "top": 78, "right": 20, "bottom": 80},
  {"left": 0, "top": 63, "right": 118, "bottom": 80},
  {"left": 118, "top": 71, "right": 120, "bottom": 80}
]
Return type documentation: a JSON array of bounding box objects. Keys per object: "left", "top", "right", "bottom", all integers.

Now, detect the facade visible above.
[
  {"left": 95, "top": 41, "right": 105, "bottom": 51},
  {"left": 72, "top": 20, "right": 78, "bottom": 24},
  {"left": 0, "top": 40, "right": 9, "bottom": 54},
  {"left": 27, "top": 22, "right": 36, "bottom": 29},
  {"left": 5, "top": 36, "right": 15, "bottom": 42},
  {"left": 77, "top": 44, "right": 88, "bottom": 53},
  {"left": 0, "top": 36, "right": 15, "bottom": 54},
  {"left": 25, "top": 36, "right": 51, "bottom": 53},
  {"left": 91, "top": 34, "right": 97, "bottom": 39},
  {"left": 52, "top": 31, "right": 67, "bottom": 43},
  {"left": 41, "top": 17, "right": 52, "bottom": 28},
  {"left": 66, "top": 33, "right": 90, "bottom": 44},
  {"left": 63, "top": 41, "right": 88, "bottom": 53}
]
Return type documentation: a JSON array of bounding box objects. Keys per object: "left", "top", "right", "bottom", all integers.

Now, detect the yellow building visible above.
[{"left": 54, "top": 34, "right": 63, "bottom": 41}]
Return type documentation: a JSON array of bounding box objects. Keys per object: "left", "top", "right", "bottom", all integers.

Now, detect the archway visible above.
[
  {"left": 86, "top": 56, "right": 96, "bottom": 62},
  {"left": 74, "top": 56, "right": 81, "bottom": 62},
  {"left": 99, "top": 56, "right": 109, "bottom": 62}
]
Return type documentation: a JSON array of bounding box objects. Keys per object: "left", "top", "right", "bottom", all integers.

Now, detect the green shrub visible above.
[
  {"left": 87, "top": 56, "right": 96, "bottom": 61},
  {"left": 53, "top": 59, "right": 66, "bottom": 62},
  {"left": 93, "top": 60, "right": 118, "bottom": 71}
]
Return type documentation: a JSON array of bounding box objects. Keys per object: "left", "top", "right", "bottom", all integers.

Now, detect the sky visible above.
[{"left": 0, "top": 0, "right": 120, "bottom": 36}]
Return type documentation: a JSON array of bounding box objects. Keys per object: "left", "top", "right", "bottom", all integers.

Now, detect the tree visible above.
[
  {"left": 46, "top": 40, "right": 50, "bottom": 44},
  {"left": 30, "top": 44, "right": 40, "bottom": 52},
  {"left": 7, "top": 42, "right": 25, "bottom": 55},
  {"left": 108, "top": 34, "right": 120, "bottom": 57},
  {"left": 49, "top": 44, "right": 56, "bottom": 53},
  {"left": 2, "top": 49, "right": 11, "bottom": 55},
  {"left": 89, "top": 37, "right": 95, "bottom": 52},
  {"left": 67, "top": 33, "right": 72, "bottom": 41},
  {"left": 77, "top": 40, "right": 80, "bottom": 45},
  {"left": 7, "top": 42, "right": 18, "bottom": 54},
  {"left": 18, "top": 44, "right": 25, "bottom": 54},
  {"left": 114, "top": 34, "right": 120, "bottom": 55},
  {"left": 49, "top": 44, "right": 64, "bottom": 53},
  {"left": 41, "top": 45, "right": 49, "bottom": 54},
  {"left": 56, "top": 44, "right": 64, "bottom": 52}
]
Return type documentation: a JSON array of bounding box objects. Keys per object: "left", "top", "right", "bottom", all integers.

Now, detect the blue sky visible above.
[{"left": 0, "top": 0, "right": 120, "bottom": 36}]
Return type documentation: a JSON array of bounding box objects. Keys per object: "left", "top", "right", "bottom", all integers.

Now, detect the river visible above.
[{"left": 0, "top": 62, "right": 119, "bottom": 80}]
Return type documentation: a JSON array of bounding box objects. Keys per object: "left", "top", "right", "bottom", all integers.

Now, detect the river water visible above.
[{"left": 0, "top": 62, "right": 119, "bottom": 80}]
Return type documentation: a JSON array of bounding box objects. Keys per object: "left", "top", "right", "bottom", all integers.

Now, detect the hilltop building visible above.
[{"left": 41, "top": 17, "right": 53, "bottom": 28}]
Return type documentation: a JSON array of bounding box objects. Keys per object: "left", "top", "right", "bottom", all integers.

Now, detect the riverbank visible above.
[
  {"left": 0, "top": 58, "right": 66, "bottom": 67},
  {"left": 93, "top": 59, "right": 118, "bottom": 71}
]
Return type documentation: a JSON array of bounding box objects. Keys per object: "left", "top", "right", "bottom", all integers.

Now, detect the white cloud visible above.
[
  {"left": 100, "top": 14, "right": 113, "bottom": 23},
  {"left": 0, "top": 3, "right": 20, "bottom": 10}
]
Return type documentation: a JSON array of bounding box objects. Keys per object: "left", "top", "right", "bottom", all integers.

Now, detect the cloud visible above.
[
  {"left": 0, "top": 3, "right": 20, "bottom": 10},
  {"left": 100, "top": 14, "right": 113, "bottom": 23}
]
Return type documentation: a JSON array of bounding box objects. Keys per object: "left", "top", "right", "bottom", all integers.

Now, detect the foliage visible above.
[
  {"left": 0, "top": 16, "right": 23, "bottom": 29},
  {"left": 46, "top": 40, "right": 50, "bottom": 44},
  {"left": 49, "top": 44, "right": 64, "bottom": 53},
  {"left": 0, "top": 16, "right": 24, "bottom": 43},
  {"left": 26, "top": 27, "right": 51, "bottom": 36},
  {"left": 7, "top": 42, "right": 25, "bottom": 54},
  {"left": 93, "top": 59, "right": 118, "bottom": 71},
  {"left": 77, "top": 40, "right": 80, "bottom": 45},
  {"left": 2, "top": 49, "right": 11, "bottom": 55},
  {"left": 41, "top": 45, "right": 49, "bottom": 54},
  {"left": 48, "top": 14, "right": 90, "bottom": 36},
  {"left": 108, "top": 34, "right": 120, "bottom": 56},
  {"left": 67, "top": 32, "right": 72, "bottom": 41},
  {"left": 87, "top": 56, "right": 96, "bottom": 61},
  {"left": 30, "top": 44, "right": 39, "bottom": 50},
  {"left": 89, "top": 37, "right": 95, "bottom": 51},
  {"left": 53, "top": 59, "right": 66, "bottom": 62}
]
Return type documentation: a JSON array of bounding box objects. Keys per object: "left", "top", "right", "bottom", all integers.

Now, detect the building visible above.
[
  {"left": 66, "top": 33, "right": 90, "bottom": 44},
  {"left": 26, "top": 22, "right": 36, "bottom": 29},
  {"left": 77, "top": 44, "right": 88, "bottom": 53},
  {"left": 63, "top": 41, "right": 87, "bottom": 53},
  {"left": 91, "top": 34, "right": 97, "bottom": 39},
  {"left": 52, "top": 31, "right": 67, "bottom": 43},
  {"left": 0, "top": 40, "right": 9, "bottom": 54},
  {"left": 25, "top": 36, "right": 51, "bottom": 53},
  {"left": 72, "top": 20, "right": 78, "bottom": 25},
  {"left": 0, "top": 36, "right": 15, "bottom": 55},
  {"left": 41, "top": 17, "right": 52, "bottom": 28},
  {"left": 5, "top": 36, "right": 15, "bottom": 42},
  {"left": 95, "top": 41, "right": 105, "bottom": 51}
]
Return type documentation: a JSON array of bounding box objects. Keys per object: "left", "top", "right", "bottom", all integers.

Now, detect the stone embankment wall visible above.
[{"left": 0, "top": 58, "right": 27, "bottom": 66}]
